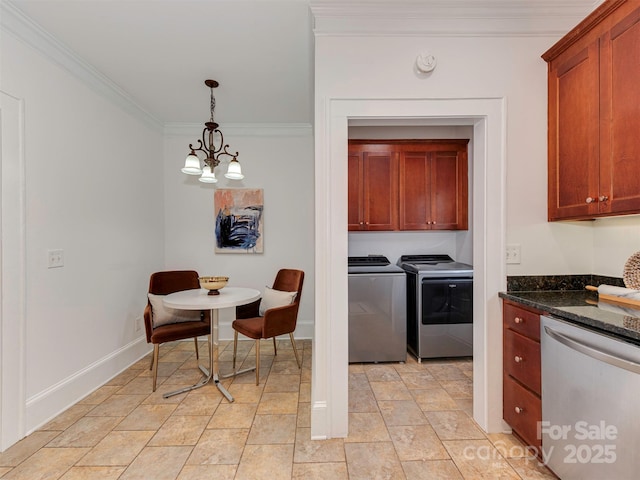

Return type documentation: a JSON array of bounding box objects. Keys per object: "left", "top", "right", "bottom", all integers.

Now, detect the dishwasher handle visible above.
[{"left": 544, "top": 325, "right": 640, "bottom": 375}]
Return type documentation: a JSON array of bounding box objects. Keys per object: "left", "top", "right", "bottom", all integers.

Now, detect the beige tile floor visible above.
[{"left": 0, "top": 339, "right": 556, "bottom": 479}]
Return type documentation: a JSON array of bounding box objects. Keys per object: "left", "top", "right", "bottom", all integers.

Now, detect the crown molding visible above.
[
  {"left": 310, "top": 0, "right": 598, "bottom": 36},
  {"left": 164, "top": 122, "right": 313, "bottom": 137},
  {"left": 1, "top": 1, "right": 164, "bottom": 132}
]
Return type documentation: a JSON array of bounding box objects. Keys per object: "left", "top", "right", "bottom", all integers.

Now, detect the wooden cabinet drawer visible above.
[
  {"left": 503, "top": 374, "right": 542, "bottom": 448},
  {"left": 503, "top": 301, "right": 541, "bottom": 341},
  {"left": 504, "top": 329, "right": 541, "bottom": 394}
]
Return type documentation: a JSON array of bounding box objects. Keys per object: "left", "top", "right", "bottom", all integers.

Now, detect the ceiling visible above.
[
  {"left": 6, "top": 0, "right": 601, "bottom": 128},
  {"left": 7, "top": 0, "right": 315, "bottom": 126}
]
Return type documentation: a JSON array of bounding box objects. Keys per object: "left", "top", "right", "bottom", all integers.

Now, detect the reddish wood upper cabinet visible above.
[
  {"left": 543, "top": 0, "right": 640, "bottom": 221},
  {"left": 348, "top": 140, "right": 469, "bottom": 232},
  {"left": 348, "top": 143, "right": 398, "bottom": 231},
  {"left": 399, "top": 141, "right": 468, "bottom": 230}
]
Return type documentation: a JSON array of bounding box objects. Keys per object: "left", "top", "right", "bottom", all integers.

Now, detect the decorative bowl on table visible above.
[{"left": 199, "top": 276, "right": 229, "bottom": 295}]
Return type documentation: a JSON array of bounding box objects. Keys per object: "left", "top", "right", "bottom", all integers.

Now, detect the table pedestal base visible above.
[
  {"left": 162, "top": 308, "right": 256, "bottom": 401},
  {"left": 220, "top": 366, "right": 256, "bottom": 380}
]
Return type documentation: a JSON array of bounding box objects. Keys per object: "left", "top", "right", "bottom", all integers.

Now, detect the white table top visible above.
[{"left": 163, "top": 287, "right": 261, "bottom": 310}]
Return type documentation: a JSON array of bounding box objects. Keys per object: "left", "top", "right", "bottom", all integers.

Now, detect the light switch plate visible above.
[
  {"left": 506, "top": 244, "right": 521, "bottom": 264},
  {"left": 47, "top": 249, "right": 64, "bottom": 268}
]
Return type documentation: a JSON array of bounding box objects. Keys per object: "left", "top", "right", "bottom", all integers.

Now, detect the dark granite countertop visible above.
[{"left": 499, "top": 290, "right": 640, "bottom": 346}]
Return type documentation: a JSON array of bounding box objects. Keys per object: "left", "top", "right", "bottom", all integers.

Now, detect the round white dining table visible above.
[{"left": 162, "top": 287, "right": 260, "bottom": 401}]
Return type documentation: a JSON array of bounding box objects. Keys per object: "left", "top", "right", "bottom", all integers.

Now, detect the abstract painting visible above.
[{"left": 214, "top": 188, "right": 264, "bottom": 253}]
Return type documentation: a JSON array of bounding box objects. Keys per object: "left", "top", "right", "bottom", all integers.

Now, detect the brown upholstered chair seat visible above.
[
  {"left": 148, "top": 318, "right": 209, "bottom": 344},
  {"left": 231, "top": 316, "right": 263, "bottom": 339}
]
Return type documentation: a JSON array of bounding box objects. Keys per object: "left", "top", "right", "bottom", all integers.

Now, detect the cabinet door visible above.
[
  {"left": 362, "top": 148, "right": 398, "bottom": 230},
  {"left": 399, "top": 142, "right": 468, "bottom": 230},
  {"left": 348, "top": 149, "right": 364, "bottom": 230},
  {"left": 547, "top": 40, "right": 600, "bottom": 221},
  {"left": 431, "top": 149, "right": 468, "bottom": 230},
  {"left": 399, "top": 150, "right": 431, "bottom": 230},
  {"left": 600, "top": 7, "right": 640, "bottom": 215}
]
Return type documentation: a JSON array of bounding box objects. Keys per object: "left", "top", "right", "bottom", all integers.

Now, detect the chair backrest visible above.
[
  {"left": 144, "top": 270, "right": 202, "bottom": 342},
  {"left": 273, "top": 267, "right": 304, "bottom": 292},
  {"left": 149, "top": 270, "right": 200, "bottom": 295},
  {"left": 272, "top": 268, "right": 304, "bottom": 313}
]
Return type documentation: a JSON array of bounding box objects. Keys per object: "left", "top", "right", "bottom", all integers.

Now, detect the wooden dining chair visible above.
[
  {"left": 143, "top": 270, "right": 210, "bottom": 391},
  {"left": 231, "top": 269, "right": 304, "bottom": 385}
]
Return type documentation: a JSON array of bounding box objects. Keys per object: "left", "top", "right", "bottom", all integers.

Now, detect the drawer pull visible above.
[
  {"left": 514, "top": 317, "right": 523, "bottom": 324},
  {"left": 514, "top": 406, "right": 523, "bottom": 414},
  {"left": 514, "top": 355, "right": 523, "bottom": 363}
]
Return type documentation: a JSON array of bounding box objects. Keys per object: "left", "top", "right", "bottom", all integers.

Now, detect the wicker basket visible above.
[{"left": 623, "top": 251, "right": 640, "bottom": 289}]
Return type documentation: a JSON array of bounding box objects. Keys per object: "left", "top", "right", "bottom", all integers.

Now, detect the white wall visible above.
[
  {"left": 317, "top": 34, "right": 594, "bottom": 276},
  {"left": 2, "top": 31, "right": 164, "bottom": 434},
  {"left": 593, "top": 215, "right": 640, "bottom": 277},
  {"left": 163, "top": 128, "right": 315, "bottom": 339},
  {"left": 311, "top": 19, "right": 591, "bottom": 437}
]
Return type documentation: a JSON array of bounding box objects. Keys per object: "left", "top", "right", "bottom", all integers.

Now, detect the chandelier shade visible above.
[
  {"left": 199, "top": 165, "right": 218, "bottom": 183},
  {"left": 224, "top": 158, "right": 244, "bottom": 180},
  {"left": 181, "top": 153, "right": 203, "bottom": 175},
  {"left": 182, "top": 79, "right": 243, "bottom": 184}
]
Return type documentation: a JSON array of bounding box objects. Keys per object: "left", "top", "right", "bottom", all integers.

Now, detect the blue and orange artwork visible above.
[{"left": 214, "top": 189, "right": 264, "bottom": 253}]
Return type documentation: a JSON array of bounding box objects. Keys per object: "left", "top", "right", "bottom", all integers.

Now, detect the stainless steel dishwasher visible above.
[
  {"left": 348, "top": 255, "right": 406, "bottom": 363},
  {"left": 541, "top": 315, "right": 640, "bottom": 479}
]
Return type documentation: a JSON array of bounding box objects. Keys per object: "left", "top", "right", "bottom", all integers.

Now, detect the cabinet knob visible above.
[
  {"left": 514, "top": 317, "right": 523, "bottom": 324},
  {"left": 514, "top": 406, "right": 523, "bottom": 414},
  {"left": 599, "top": 195, "right": 609, "bottom": 202},
  {"left": 585, "top": 196, "right": 597, "bottom": 204},
  {"left": 514, "top": 355, "right": 523, "bottom": 363}
]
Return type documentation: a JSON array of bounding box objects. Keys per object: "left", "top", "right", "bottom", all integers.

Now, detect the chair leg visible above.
[
  {"left": 152, "top": 344, "right": 160, "bottom": 392},
  {"left": 194, "top": 337, "right": 200, "bottom": 360},
  {"left": 290, "top": 333, "right": 301, "bottom": 369},
  {"left": 233, "top": 330, "right": 238, "bottom": 369},
  {"left": 149, "top": 351, "right": 154, "bottom": 371},
  {"left": 255, "top": 339, "right": 260, "bottom": 385},
  {"left": 273, "top": 337, "right": 277, "bottom": 356}
]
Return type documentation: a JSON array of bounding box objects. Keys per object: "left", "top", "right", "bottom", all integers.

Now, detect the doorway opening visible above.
[{"left": 311, "top": 97, "right": 506, "bottom": 439}]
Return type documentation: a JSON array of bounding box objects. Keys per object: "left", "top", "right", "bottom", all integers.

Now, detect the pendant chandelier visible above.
[{"left": 181, "top": 79, "right": 243, "bottom": 183}]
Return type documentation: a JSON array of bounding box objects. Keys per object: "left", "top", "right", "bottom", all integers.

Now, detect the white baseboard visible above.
[
  {"left": 311, "top": 400, "right": 328, "bottom": 440},
  {"left": 25, "top": 336, "right": 152, "bottom": 434}
]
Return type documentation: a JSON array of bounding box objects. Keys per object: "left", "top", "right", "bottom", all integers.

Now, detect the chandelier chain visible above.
[{"left": 210, "top": 89, "right": 216, "bottom": 123}]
